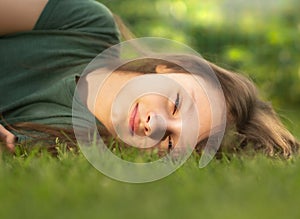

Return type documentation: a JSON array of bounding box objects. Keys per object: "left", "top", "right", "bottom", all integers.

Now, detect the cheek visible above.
[{"left": 138, "top": 95, "right": 171, "bottom": 114}]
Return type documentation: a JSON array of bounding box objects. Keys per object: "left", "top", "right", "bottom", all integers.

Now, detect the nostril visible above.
[
  {"left": 145, "top": 127, "right": 148, "bottom": 132},
  {"left": 146, "top": 115, "right": 150, "bottom": 122}
]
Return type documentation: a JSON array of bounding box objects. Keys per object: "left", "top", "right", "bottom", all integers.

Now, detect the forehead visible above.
[{"left": 162, "top": 73, "right": 203, "bottom": 93}]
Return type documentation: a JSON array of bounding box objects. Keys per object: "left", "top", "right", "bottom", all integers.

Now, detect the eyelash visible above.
[{"left": 168, "top": 136, "right": 173, "bottom": 151}]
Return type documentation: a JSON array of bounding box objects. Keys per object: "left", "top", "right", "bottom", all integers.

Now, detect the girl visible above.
[{"left": 0, "top": 0, "right": 298, "bottom": 158}]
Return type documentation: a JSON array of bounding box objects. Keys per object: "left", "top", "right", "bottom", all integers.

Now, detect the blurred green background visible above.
[{"left": 102, "top": 0, "right": 300, "bottom": 137}]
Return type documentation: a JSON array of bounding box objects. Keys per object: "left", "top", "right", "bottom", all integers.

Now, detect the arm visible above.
[{"left": 0, "top": 0, "right": 48, "bottom": 36}]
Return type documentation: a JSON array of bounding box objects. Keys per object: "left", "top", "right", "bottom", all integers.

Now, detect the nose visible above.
[
  {"left": 144, "top": 112, "right": 166, "bottom": 140},
  {"left": 144, "top": 112, "right": 180, "bottom": 140}
]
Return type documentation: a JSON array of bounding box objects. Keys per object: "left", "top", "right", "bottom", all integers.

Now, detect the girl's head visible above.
[
  {"left": 77, "top": 52, "right": 298, "bottom": 158},
  {"left": 76, "top": 53, "right": 226, "bottom": 158}
]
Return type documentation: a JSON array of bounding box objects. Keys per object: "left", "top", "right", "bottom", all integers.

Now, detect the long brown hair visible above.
[{"left": 209, "top": 62, "right": 299, "bottom": 157}]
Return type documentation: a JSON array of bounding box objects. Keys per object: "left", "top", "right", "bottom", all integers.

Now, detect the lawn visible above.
[{"left": 1, "top": 135, "right": 300, "bottom": 219}]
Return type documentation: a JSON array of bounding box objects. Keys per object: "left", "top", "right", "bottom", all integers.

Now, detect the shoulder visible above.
[{"left": 35, "top": 0, "right": 118, "bottom": 33}]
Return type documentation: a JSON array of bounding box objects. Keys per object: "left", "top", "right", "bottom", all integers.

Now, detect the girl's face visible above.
[{"left": 94, "top": 70, "right": 215, "bottom": 153}]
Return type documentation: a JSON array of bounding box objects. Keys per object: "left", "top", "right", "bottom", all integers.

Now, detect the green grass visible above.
[{"left": 1, "top": 144, "right": 300, "bottom": 219}]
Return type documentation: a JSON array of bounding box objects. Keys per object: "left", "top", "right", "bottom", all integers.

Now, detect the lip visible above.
[{"left": 129, "top": 103, "right": 139, "bottom": 135}]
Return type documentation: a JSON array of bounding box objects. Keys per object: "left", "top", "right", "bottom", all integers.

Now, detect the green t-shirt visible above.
[{"left": 0, "top": 0, "right": 120, "bottom": 141}]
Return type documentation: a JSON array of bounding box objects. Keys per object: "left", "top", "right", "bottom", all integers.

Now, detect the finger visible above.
[
  {"left": 0, "top": 125, "right": 16, "bottom": 152},
  {"left": 5, "top": 137, "right": 16, "bottom": 153}
]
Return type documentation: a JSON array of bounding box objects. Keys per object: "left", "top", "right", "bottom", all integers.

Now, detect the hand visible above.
[{"left": 0, "top": 124, "right": 16, "bottom": 152}]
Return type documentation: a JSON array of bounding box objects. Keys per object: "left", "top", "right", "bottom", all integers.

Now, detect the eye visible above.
[
  {"left": 172, "top": 93, "right": 180, "bottom": 115},
  {"left": 168, "top": 136, "right": 173, "bottom": 151}
]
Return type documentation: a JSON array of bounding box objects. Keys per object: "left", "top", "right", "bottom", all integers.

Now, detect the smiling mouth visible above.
[{"left": 129, "top": 103, "right": 139, "bottom": 135}]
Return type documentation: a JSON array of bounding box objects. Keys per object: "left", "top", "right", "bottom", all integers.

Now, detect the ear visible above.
[{"left": 155, "top": 64, "right": 177, "bottom": 74}]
